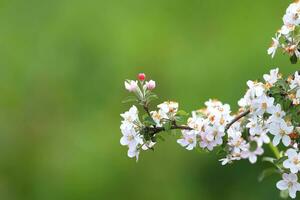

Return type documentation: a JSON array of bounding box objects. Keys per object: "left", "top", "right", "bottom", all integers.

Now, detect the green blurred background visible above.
[{"left": 0, "top": 0, "right": 299, "bottom": 199}]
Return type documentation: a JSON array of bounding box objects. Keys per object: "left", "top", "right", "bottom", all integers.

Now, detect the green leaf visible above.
[
  {"left": 163, "top": 121, "right": 172, "bottom": 131},
  {"left": 122, "top": 96, "right": 137, "bottom": 103},
  {"left": 145, "top": 92, "right": 158, "bottom": 103},
  {"left": 280, "top": 190, "right": 289, "bottom": 199},
  {"left": 258, "top": 168, "right": 279, "bottom": 182},
  {"left": 290, "top": 53, "right": 298, "bottom": 64},
  {"left": 142, "top": 115, "right": 156, "bottom": 126},
  {"left": 156, "top": 135, "right": 165, "bottom": 142},
  {"left": 176, "top": 110, "right": 189, "bottom": 117},
  {"left": 262, "top": 157, "right": 276, "bottom": 164},
  {"left": 274, "top": 156, "right": 288, "bottom": 165}
]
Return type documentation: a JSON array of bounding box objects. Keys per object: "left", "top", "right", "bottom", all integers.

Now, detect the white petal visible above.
[
  {"left": 273, "top": 135, "right": 281, "bottom": 146},
  {"left": 249, "top": 155, "right": 257, "bottom": 164},
  {"left": 291, "top": 166, "right": 299, "bottom": 174},
  {"left": 282, "top": 135, "right": 291, "bottom": 147},
  {"left": 177, "top": 139, "right": 188, "bottom": 147},
  {"left": 289, "top": 173, "right": 298, "bottom": 182},
  {"left": 276, "top": 180, "right": 288, "bottom": 190},
  {"left": 283, "top": 160, "right": 292, "bottom": 169},
  {"left": 286, "top": 149, "right": 298, "bottom": 158},
  {"left": 289, "top": 185, "right": 297, "bottom": 199},
  {"left": 120, "top": 136, "right": 129, "bottom": 146}
]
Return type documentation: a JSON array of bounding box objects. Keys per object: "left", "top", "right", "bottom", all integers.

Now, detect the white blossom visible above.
[
  {"left": 124, "top": 80, "right": 138, "bottom": 92},
  {"left": 177, "top": 130, "right": 198, "bottom": 150},
  {"left": 145, "top": 80, "right": 156, "bottom": 90},
  {"left": 241, "top": 142, "right": 264, "bottom": 164},
  {"left": 263, "top": 68, "right": 280, "bottom": 86},
  {"left": 277, "top": 173, "right": 300, "bottom": 199},
  {"left": 283, "top": 149, "right": 300, "bottom": 173},
  {"left": 267, "top": 38, "right": 280, "bottom": 58},
  {"left": 269, "top": 120, "right": 293, "bottom": 146},
  {"left": 157, "top": 101, "right": 179, "bottom": 119}
]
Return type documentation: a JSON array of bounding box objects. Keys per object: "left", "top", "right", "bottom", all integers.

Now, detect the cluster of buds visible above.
[{"left": 268, "top": 0, "right": 300, "bottom": 63}]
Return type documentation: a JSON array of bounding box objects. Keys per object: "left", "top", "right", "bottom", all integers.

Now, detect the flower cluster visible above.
[
  {"left": 120, "top": 2, "right": 300, "bottom": 199},
  {"left": 177, "top": 100, "right": 232, "bottom": 151},
  {"left": 268, "top": 0, "right": 300, "bottom": 63},
  {"left": 120, "top": 74, "right": 157, "bottom": 160},
  {"left": 120, "top": 68, "right": 300, "bottom": 198}
]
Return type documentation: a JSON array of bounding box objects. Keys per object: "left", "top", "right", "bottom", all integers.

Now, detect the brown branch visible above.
[
  {"left": 146, "top": 124, "right": 193, "bottom": 136},
  {"left": 225, "top": 109, "right": 250, "bottom": 131}
]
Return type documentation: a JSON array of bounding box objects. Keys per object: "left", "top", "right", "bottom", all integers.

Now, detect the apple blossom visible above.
[
  {"left": 145, "top": 80, "right": 156, "bottom": 90},
  {"left": 124, "top": 80, "right": 138, "bottom": 92},
  {"left": 277, "top": 173, "right": 300, "bottom": 199},
  {"left": 283, "top": 149, "right": 300, "bottom": 174},
  {"left": 269, "top": 120, "right": 294, "bottom": 146}
]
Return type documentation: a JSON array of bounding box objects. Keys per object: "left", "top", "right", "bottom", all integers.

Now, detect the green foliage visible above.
[
  {"left": 122, "top": 96, "right": 138, "bottom": 103},
  {"left": 142, "top": 114, "right": 156, "bottom": 126},
  {"left": 258, "top": 168, "right": 279, "bottom": 182},
  {"left": 175, "top": 110, "right": 189, "bottom": 124},
  {"left": 290, "top": 53, "right": 298, "bottom": 64},
  {"left": 163, "top": 121, "right": 172, "bottom": 131}
]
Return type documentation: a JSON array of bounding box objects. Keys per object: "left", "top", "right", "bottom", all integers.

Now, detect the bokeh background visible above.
[{"left": 0, "top": 0, "right": 299, "bottom": 199}]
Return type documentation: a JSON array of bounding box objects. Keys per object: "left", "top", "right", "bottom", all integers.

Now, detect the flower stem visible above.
[{"left": 268, "top": 143, "right": 280, "bottom": 159}]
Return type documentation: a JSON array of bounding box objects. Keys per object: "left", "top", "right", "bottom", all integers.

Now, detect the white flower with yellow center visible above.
[
  {"left": 241, "top": 142, "right": 264, "bottom": 164},
  {"left": 227, "top": 131, "right": 247, "bottom": 154},
  {"left": 267, "top": 38, "right": 280, "bottom": 58},
  {"left": 269, "top": 120, "right": 294, "bottom": 146},
  {"left": 267, "top": 104, "right": 286, "bottom": 124},
  {"left": 277, "top": 173, "right": 300, "bottom": 199},
  {"left": 263, "top": 68, "right": 280, "bottom": 86},
  {"left": 120, "top": 127, "right": 143, "bottom": 150},
  {"left": 150, "top": 110, "right": 164, "bottom": 127},
  {"left": 157, "top": 101, "right": 179, "bottom": 119},
  {"left": 120, "top": 105, "right": 139, "bottom": 124},
  {"left": 251, "top": 94, "right": 275, "bottom": 115},
  {"left": 177, "top": 130, "right": 198, "bottom": 150},
  {"left": 283, "top": 149, "right": 300, "bottom": 173}
]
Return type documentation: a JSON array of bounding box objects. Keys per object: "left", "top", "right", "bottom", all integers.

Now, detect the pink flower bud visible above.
[
  {"left": 125, "top": 80, "right": 138, "bottom": 92},
  {"left": 146, "top": 80, "right": 156, "bottom": 90},
  {"left": 138, "top": 73, "right": 146, "bottom": 81}
]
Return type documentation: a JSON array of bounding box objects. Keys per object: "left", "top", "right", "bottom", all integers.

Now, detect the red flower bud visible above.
[{"left": 138, "top": 73, "right": 146, "bottom": 81}]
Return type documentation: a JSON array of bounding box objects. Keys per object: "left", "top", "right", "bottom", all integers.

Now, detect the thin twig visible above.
[
  {"left": 146, "top": 124, "right": 193, "bottom": 136},
  {"left": 225, "top": 109, "right": 250, "bottom": 131}
]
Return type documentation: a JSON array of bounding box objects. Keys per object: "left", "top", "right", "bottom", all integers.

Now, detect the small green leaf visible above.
[
  {"left": 290, "top": 53, "right": 298, "bottom": 64},
  {"left": 258, "top": 168, "right": 279, "bottom": 182},
  {"left": 274, "top": 156, "right": 288, "bottom": 165},
  {"left": 176, "top": 110, "right": 189, "bottom": 117},
  {"left": 163, "top": 121, "right": 172, "bottom": 131},
  {"left": 280, "top": 190, "right": 289, "bottom": 199},
  {"left": 262, "top": 157, "right": 276, "bottom": 164},
  {"left": 142, "top": 115, "right": 156, "bottom": 126},
  {"left": 122, "top": 96, "right": 137, "bottom": 103},
  {"left": 145, "top": 92, "right": 158, "bottom": 103},
  {"left": 156, "top": 135, "right": 165, "bottom": 142}
]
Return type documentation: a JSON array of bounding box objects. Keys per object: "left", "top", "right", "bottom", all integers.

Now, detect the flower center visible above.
[
  {"left": 127, "top": 135, "right": 134, "bottom": 141},
  {"left": 280, "top": 129, "right": 285, "bottom": 136},
  {"left": 262, "top": 102, "right": 267, "bottom": 109},
  {"left": 293, "top": 157, "right": 300, "bottom": 165},
  {"left": 187, "top": 138, "right": 194, "bottom": 144}
]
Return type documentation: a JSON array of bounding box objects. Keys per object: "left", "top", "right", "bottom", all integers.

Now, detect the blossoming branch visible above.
[
  {"left": 268, "top": 0, "right": 300, "bottom": 63},
  {"left": 121, "top": 1, "right": 300, "bottom": 199}
]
